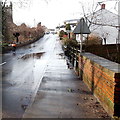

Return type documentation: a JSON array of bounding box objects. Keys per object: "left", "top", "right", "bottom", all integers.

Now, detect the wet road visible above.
[{"left": 2, "top": 34, "right": 57, "bottom": 118}]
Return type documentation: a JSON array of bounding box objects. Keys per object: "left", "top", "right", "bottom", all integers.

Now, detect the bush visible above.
[
  {"left": 63, "top": 37, "right": 78, "bottom": 48},
  {"left": 65, "top": 24, "right": 71, "bottom": 31},
  {"left": 59, "top": 30, "right": 65, "bottom": 38},
  {"left": 84, "top": 33, "right": 102, "bottom": 45}
]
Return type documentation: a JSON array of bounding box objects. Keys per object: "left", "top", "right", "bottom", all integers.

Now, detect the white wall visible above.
[{"left": 76, "top": 34, "right": 87, "bottom": 43}]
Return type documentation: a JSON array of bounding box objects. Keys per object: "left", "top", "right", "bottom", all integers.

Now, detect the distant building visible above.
[
  {"left": 87, "top": 4, "right": 119, "bottom": 44},
  {"left": 56, "top": 19, "right": 79, "bottom": 35},
  {"left": 56, "top": 25, "right": 65, "bottom": 34},
  {"left": 64, "top": 19, "right": 80, "bottom": 32}
]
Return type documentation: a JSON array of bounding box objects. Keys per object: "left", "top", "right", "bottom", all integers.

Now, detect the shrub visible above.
[
  {"left": 63, "top": 37, "right": 78, "bottom": 48},
  {"left": 59, "top": 30, "right": 65, "bottom": 38},
  {"left": 84, "top": 33, "right": 102, "bottom": 45},
  {"left": 65, "top": 24, "right": 71, "bottom": 31}
]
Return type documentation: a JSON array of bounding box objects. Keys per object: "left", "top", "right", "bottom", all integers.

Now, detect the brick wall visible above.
[{"left": 78, "top": 53, "right": 120, "bottom": 117}]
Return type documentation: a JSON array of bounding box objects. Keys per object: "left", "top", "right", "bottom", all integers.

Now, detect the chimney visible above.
[{"left": 101, "top": 4, "right": 105, "bottom": 9}]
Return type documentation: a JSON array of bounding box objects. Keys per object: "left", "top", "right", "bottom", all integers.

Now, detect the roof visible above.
[
  {"left": 88, "top": 9, "right": 118, "bottom": 26},
  {"left": 64, "top": 19, "right": 80, "bottom": 23},
  {"left": 73, "top": 18, "right": 91, "bottom": 34}
]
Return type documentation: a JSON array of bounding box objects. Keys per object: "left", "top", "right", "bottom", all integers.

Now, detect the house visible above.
[
  {"left": 64, "top": 19, "right": 80, "bottom": 32},
  {"left": 56, "top": 25, "right": 65, "bottom": 34},
  {"left": 87, "top": 4, "right": 119, "bottom": 45},
  {"left": 56, "top": 19, "right": 79, "bottom": 37}
]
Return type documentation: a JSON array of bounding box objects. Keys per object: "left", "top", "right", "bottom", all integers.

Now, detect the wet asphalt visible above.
[{"left": 2, "top": 34, "right": 56, "bottom": 118}]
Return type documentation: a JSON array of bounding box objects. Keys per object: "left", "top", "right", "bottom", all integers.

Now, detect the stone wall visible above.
[
  {"left": 78, "top": 52, "right": 120, "bottom": 117},
  {"left": 84, "top": 44, "right": 120, "bottom": 64}
]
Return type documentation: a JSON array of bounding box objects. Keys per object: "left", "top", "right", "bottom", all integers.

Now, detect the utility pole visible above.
[
  {"left": 34, "top": 19, "right": 36, "bottom": 27},
  {"left": 80, "top": 34, "right": 83, "bottom": 53},
  {"left": 118, "top": 1, "right": 120, "bottom": 44}
]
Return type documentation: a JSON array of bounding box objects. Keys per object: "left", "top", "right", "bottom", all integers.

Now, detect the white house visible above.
[{"left": 87, "top": 4, "right": 119, "bottom": 44}]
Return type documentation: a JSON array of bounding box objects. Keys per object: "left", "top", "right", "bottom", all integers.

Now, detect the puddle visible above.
[{"left": 20, "top": 52, "right": 45, "bottom": 60}]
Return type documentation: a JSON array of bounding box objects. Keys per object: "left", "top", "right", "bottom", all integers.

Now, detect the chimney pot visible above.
[{"left": 101, "top": 4, "right": 105, "bottom": 9}]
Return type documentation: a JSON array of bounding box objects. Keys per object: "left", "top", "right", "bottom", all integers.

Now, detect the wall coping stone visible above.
[{"left": 80, "top": 52, "right": 120, "bottom": 73}]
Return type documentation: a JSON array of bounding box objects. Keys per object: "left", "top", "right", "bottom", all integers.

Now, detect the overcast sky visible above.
[{"left": 6, "top": 0, "right": 119, "bottom": 28}]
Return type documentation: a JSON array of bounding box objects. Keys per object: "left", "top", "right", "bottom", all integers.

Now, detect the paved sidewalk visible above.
[{"left": 23, "top": 40, "right": 109, "bottom": 118}]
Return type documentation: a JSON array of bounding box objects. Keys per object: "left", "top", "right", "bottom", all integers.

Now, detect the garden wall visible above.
[
  {"left": 78, "top": 52, "right": 120, "bottom": 117},
  {"left": 2, "top": 34, "right": 44, "bottom": 53},
  {"left": 84, "top": 44, "right": 120, "bottom": 64}
]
